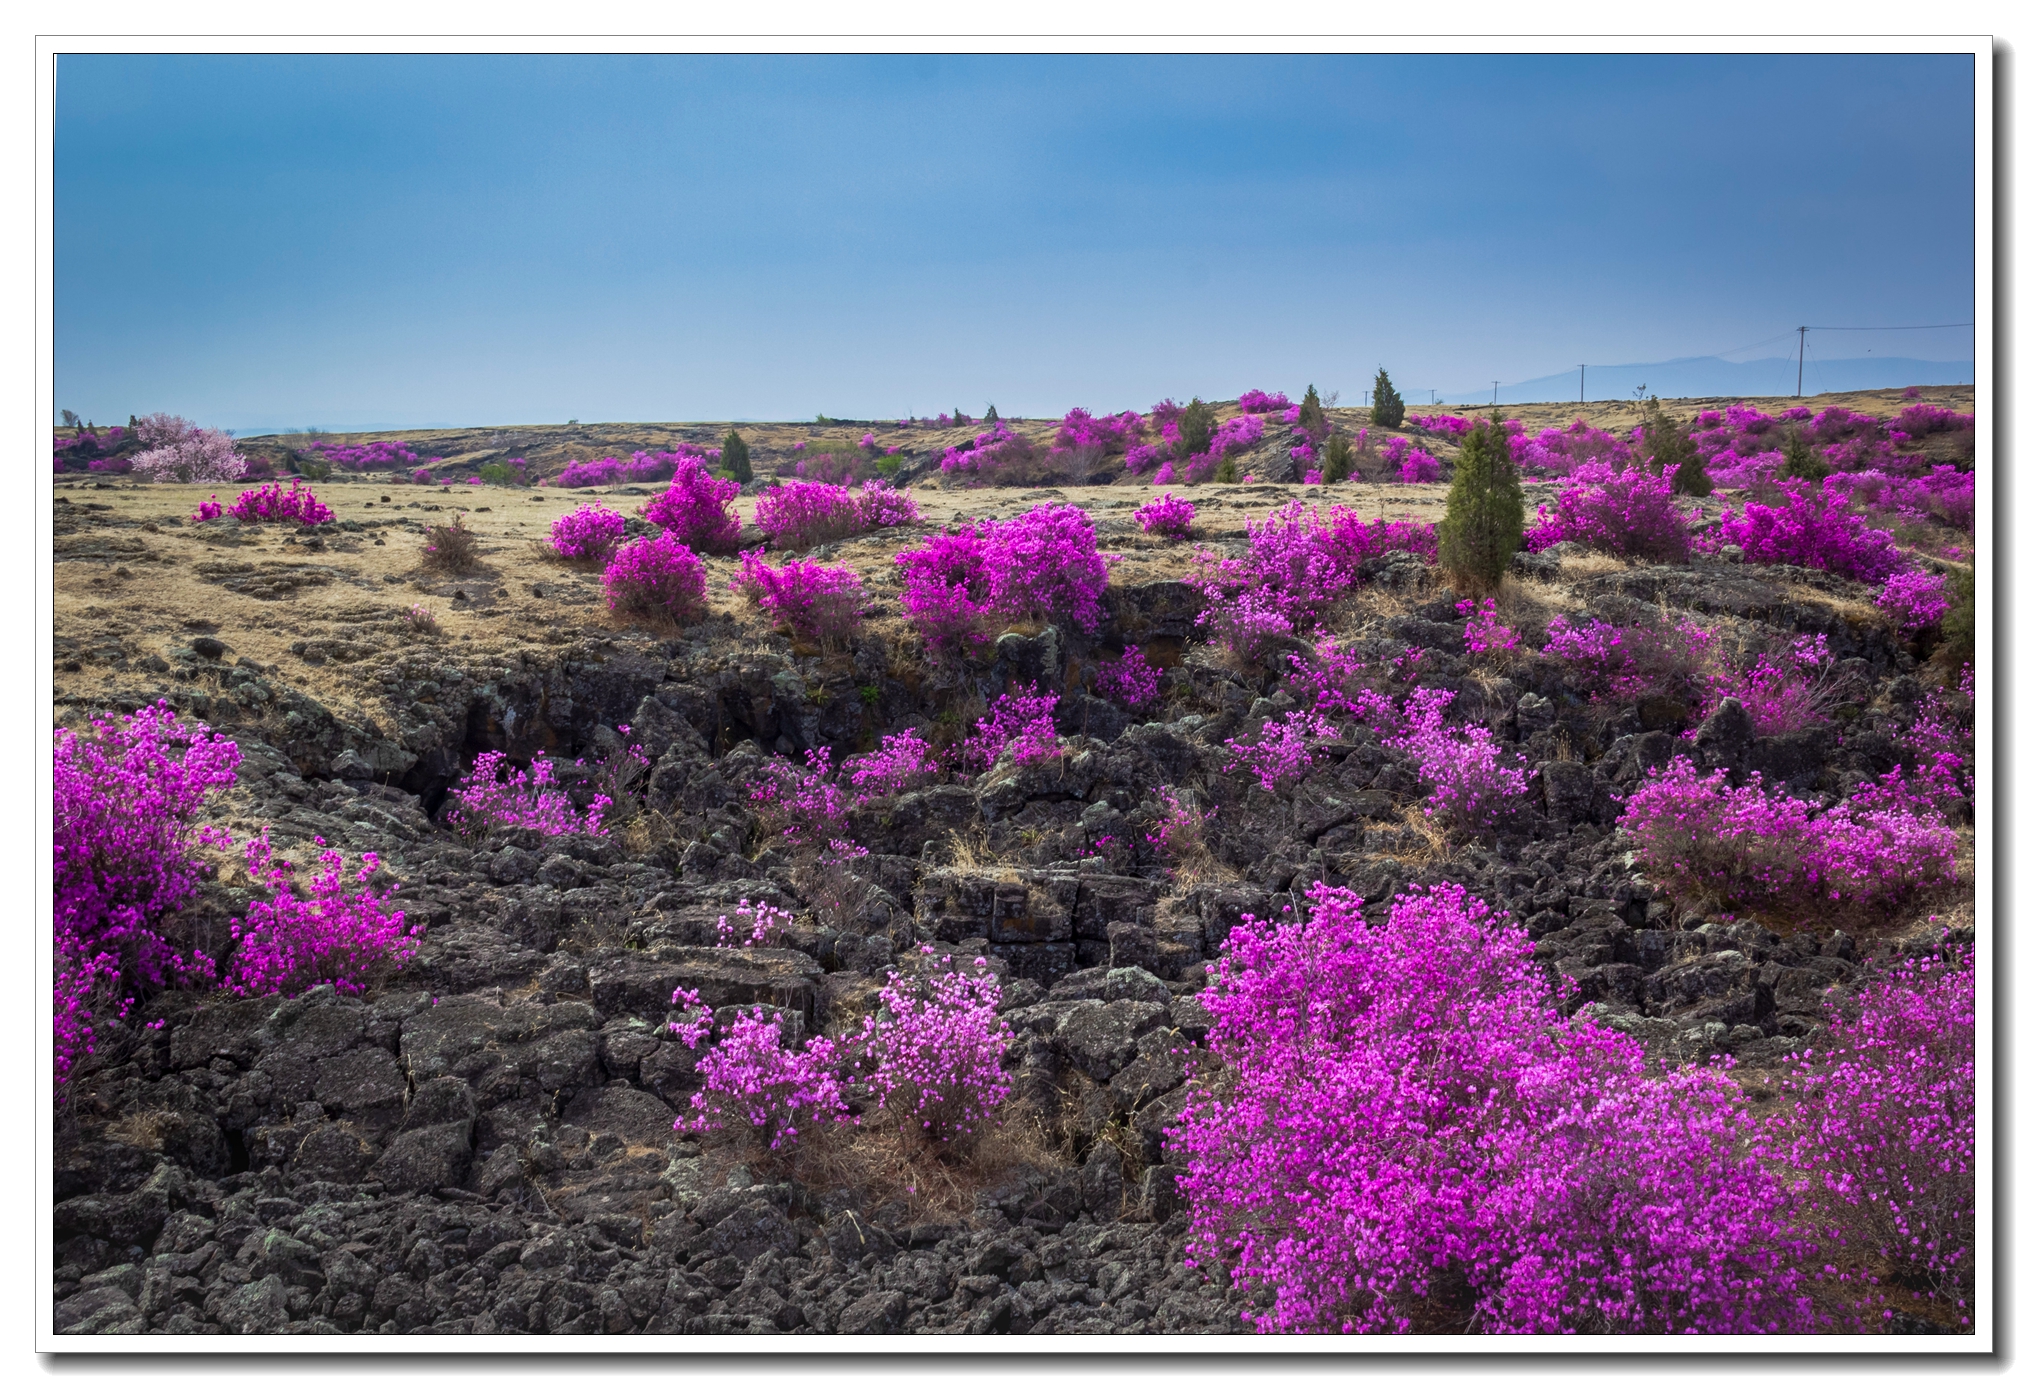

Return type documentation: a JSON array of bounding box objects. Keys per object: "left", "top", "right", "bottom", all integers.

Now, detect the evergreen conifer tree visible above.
[
  {"left": 1637, "top": 398, "right": 1712, "bottom": 495},
  {"left": 1779, "top": 425, "right": 1829, "bottom": 483},
  {"left": 1214, "top": 456, "right": 1239, "bottom": 483},
  {"left": 1177, "top": 398, "right": 1216, "bottom": 462},
  {"left": 1371, "top": 367, "right": 1405, "bottom": 428},
  {"left": 984, "top": 403, "right": 999, "bottom": 424},
  {"left": 721, "top": 429, "right": 753, "bottom": 484},
  {"left": 1437, "top": 416, "right": 1524, "bottom": 596},
  {"left": 1297, "top": 383, "right": 1329, "bottom": 445},
  {"left": 1321, "top": 432, "right": 1353, "bottom": 484}
]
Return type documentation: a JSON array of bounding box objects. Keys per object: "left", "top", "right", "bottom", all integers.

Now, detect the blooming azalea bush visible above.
[
  {"left": 548, "top": 502, "right": 628, "bottom": 562},
  {"left": 227, "top": 480, "right": 334, "bottom": 526},
  {"left": 223, "top": 832, "right": 416, "bottom": 998},
  {"left": 1877, "top": 568, "right": 1952, "bottom": 631},
  {"left": 860, "top": 947, "right": 1012, "bottom": 1149},
  {"left": 754, "top": 480, "right": 863, "bottom": 549},
  {"left": 843, "top": 728, "right": 940, "bottom": 799},
  {"left": 553, "top": 446, "right": 719, "bottom": 489},
  {"left": 191, "top": 495, "right": 224, "bottom": 522},
  {"left": 448, "top": 750, "right": 614, "bottom": 838},
  {"left": 307, "top": 438, "right": 420, "bottom": 470},
  {"left": 1092, "top": 644, "right": 1160, "bottom": 708},
  {"left": 1457, "top": 598, "right": 1517, "bottom": 654},
  {"left": 716, "top": 898, "right": 794, "bottom": 949},
  {"left": 1238, "top": 389, "right": 1291, "bottom": 413},
  {"left": 603, "top": 533, "right": 709, "bottom": 623},
  {"left": 1771, "top": 949, "right": 1974, "bottom": 1318},
  {"left": 964, "top": 685, "right": 1063, "bottom": 768},
  {"left": 1620, "top": 756, "right": 1957, "bottom": 916},
  {"left": 1225, "top": 710, "right": 1338, "bottom": 792},
  {"left": 1147, "top": 787, "right": 1215, "bottom": 861},
  {"left": 894, "top": 504, "right": 1110, "bottom": 657},
  {"left": 1193, "top": 502, "right": 1437, "bottom": 648},
  {"left": 1526, "top": 461, "right": 1690, "bottom": 561},
  {"left": 1540, "top": 613, "right": 1716, "bottom": 703},
  {"left": 1172, "top": 881, "right": 1819, "bottom": 1334},
  {"left": 731, "top": 550, "right": 864, "bottom": 644},
  {"left": 1708, "top": 634, "right": 1851, "bottom": 736},
  {"left": 677, "top": 1009, "right": 851, "bottom": 1153},
  {"left": 748, "top": 747, "right": 850, "bottom": 849},
  {"left": 1383, "top": 688, "right": 1534, "bottom": 833},
  {"left": 1697, "top": 479, "right": 1904, "bottom": 583},
  {"left": 1136, "top": 492, "right": 1195, "bottom": 539},
  {"left": 640, "top": 455, "right": 742, "bottom": 554}
]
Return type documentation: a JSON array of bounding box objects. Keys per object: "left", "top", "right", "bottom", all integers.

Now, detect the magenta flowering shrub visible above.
[
  {"left": 191, "top": 495, "right": 224, "bottom": 522},
  {"left": 964, "top": 685, "right": 1062, "bottom": 768},
  {"left": 1093, "top": 644, "right": 1160, "bottom": 708},
  {"left": 1224, "top": 710, "right": 1338, "bottom": 792},
  {"left": 940, "top": 425, "right": 1041, "bottom": 483},
  {"left": 716, "top": 899, "right": 794, "bottom": 949},
  {"left": 894, "top": 530, "right": 993, "bottom": 656},
  {"left": 1873, "top": 568, "right": 1954, "bottom": 633},
  {"left": 1541, "top": 614, "right": 1715, "bottom": 702},
  {"left": 1621, "top": 756, "right": 1957, "bottom": 914},
  {"left": 731, "top": 550, "right": 864, "bottom": 644},
  {"left": 1531, "top": 461, "right": 1690, "bottom": 561},
  {"left": 308, "top": 438, "right": 419, "bottom": 470},
  {"left": 1146, "top": 788, "right": 1215, "bottom": 860},
  {"left": 1706, "top": 449, "right": 1786, "bottom": 494},
  {"left": 639, "top": 455, "right": 742, "bottom": 554},
  {"left": 602, "top": 533, "right": 709, "bottom": 622},
  {"left": 1408, "top": 413, "right": 1477, "bottom": 438},
  {"left": 1054, "top": 407, "right": 1144, "bottom": 454},
  {"left": 756, "top": 481, "right": 861, "bottom": 549},
  {"left": 1172, "top": 880, "right": 1818, "bottom": 1334},
  {"left": 1182, "top": 411, "right": 1265, "bottom": 480},
  {"left": 1383, "top": 435, "right": 1443, "bottom": 483},
  {"left": 1905, "top": 678, "right": 1974, "bottom": 809},
  {"left": 843, "top": 729, "right": 940, "bottom": 799},
  {"left": 547, "top": 502, "right": 628, "bottom": 562},
  {"left": 1136, "top": 492, "right": 1195, "bottom": 539},
  {"left": 894, "top": 504, "right": 1110, "bottom": 655},
  {"left": 1772, "top": 949, "right": 1973, "bottom": 1311},
  {"left": 853, "top": 479, "right": 920, "bottom": 529},
  {"left": 1827, "top": 466, "right": 1974, "bottom": 533},
  {"left": 861, "top": 947, "right": 1012, "bottom": 1148},
  {"left": 1708, "top": 634, "right": 1848, "bottom": 736},
  {"left": 1699, "top": 479, "right": 1903, "bottom": 582},
  {"left": 748, "top": 748, "right": 850, "bottom": 848},
  {"left": 227, "top": 480, "right": 334, "bottom": 526},
  {"left": 553, "top": 446, "right": 719, "bottom": 489},
  {"left": 448, "top": 751, "right": 613, "bottom": 838},
  {"left": 223, "top": 831, "right": 416, "bottom": 997},
  {"left": 1205, "top": 591, "right": 1295, "bottom": 664},
  {"left": 678, "top": 1010, "right": 850, "bottom": 1153},
  {"left": 1383, "top": 688, "right": 1533, "bottom": 832},
  {"left": 1238, "top": 389, "right": 1291, "bottom": 413},
  {"left": 54, "top": 702, "right": 241, "bottom": 1080},
  {"left": 1192, "top": 502, "right": 1438, "bottom": 644},
  {"left": 1457, "top": 598, "right": 1517, "bottom": 654},
  {"left": 1891, "top": 402, "right": 1974, "bottom": 440},
  {"left": 1285, "top": 637, "right": 1368, "bottom": 715}
]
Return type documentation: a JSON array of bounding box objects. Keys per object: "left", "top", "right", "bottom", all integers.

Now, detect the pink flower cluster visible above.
[
  {"left": 131, "top": 418, "right": 249, "bottom": 484},
  {"left": 227, "top": 480, "right": 335, "bottom": 526},
  {"left": 191, "top": 495, "right": 224, "bottom": 522},
  {"left": 553, "top": 445, "right": 721, "bottom": 489},
  {"left": 1092, "top": 645, "right": 1160, "bottom": 709},
  {"left": 963, "top": 685, "right": 1063, "bottom": 768},
  {"left": 1193, "top": 502, "right": 1438, "bottom": 648},
  {"left": 1621, "top": 756, "right": 1958, "bottom": 913},
  {"left": 1382, "top": 435, "right": 1443, "bottom": 483},
  {"left": 678, "top": 1010, "right": 851, "bottom": 1152},
  {"left": 1457, "top": 598, "right": 1517, "bottom": 654},
  {"left": 1708, "top": 634, "right": 1847, "bottom": 736},
  {"left": 1286, "top": 637, "right": 1374, "bottom": 717},
  {"left": 1054, "top": 407, "right": 1145, "bottom": 454},
  {"left": 716, "top": 898, "right": 794, "bottom": 949},
  {"left": 1383, "top": 688, "right": 1533, "bottom": 832},
  {"left": 859, "top": 947, "right": 1013, "bottom": 1147},
  {"left": 307, "top": 438, "right": 419, "bottom": 470},
  {"left": 447, "top": 750, "right": 613, "bottom": 838},
  {"left": 223, "top": 831, "right": 416, "bottom": 998},
  {"left": 748, "top": 748, "right": 850, "bottom": 847},
  {"left": 603, "top": 533, "right": 709, "bottom": 622},
  {"left": 731, "top": 550, "right": 864, "bottom": 643},
  {"left": 1238, "top": 389, "right": 1291, "bottom": 413},
  {"left": 640, "top": 455, "right": 742, "bottom": 554},
  {"left": 1826, "top": 466, "right": 1975, "bottom": 532},
  {"left": 894, "top": 504, "right": 1110, "bottom": 656},
  {"left": 1696, "top": 479, "right": 1904, "bottom": 583},
  {"left": 1146, "top": 787, "right": 1214, "bottom": 860},
  {"left": 1526, "top": 461, "right": 1690, "bottom": 561},
  {"left": 1407, "top": 413, "right": 1477, "bottom": 438},
  {"left": 1541, "top": 614, "right": 1716, "bottom": 702},
  {"left": 1135, "top": 492, "right": 1195, "bottom": 539},
  {"left": 548, "top": 502, "right": 628, "bottom": 562},
  {"left": 939, "top": 425, "right": 1039, "bottom": 482},
  {"left": 1172, "top": 880, "right": 1817, "bottom": 1334},
  {"left": 754, "top": 478, "right": 919, "bottom": 550},
  {"left": 1225, "top": 709, "right": 1338, "bottom": 792},
  {"left": 844, "top": 728, "right": 940, "bottom": 799}
]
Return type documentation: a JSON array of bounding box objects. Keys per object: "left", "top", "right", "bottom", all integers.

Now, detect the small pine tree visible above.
[
  {"left": 61, "top": 409, "right": 80, "bottom": 429},
  {"left": 1321, "top": 432, "right": 1353, "bottom": 484},
  {"left": 1371, "top": 367, "right": 1405, "bottom": 428},
  {"left": 1779, "top": 426, "right": 1829, "bottom": 483},
  {"left": 721, "top": 429, "right": 752, "bottom": 484},
  {"left": 1177, "top": 398, "right": 1217, "bottom": 461},
  {"left": 1214, "top": 456, "right": 1239, "bottom": 483},
  {"left": 984, "top": 403, "right": 999, "bottom": 424},
  {"left": 953, "top": 409, "right": 969, "bottom": 427},
  {"left": 1637, "top": 398, "right": 1711, "bottom": 495},
  {"left": 1297, "top": 383, "right": 1329, "bottom": 445},
  {"left": 1437, "top": 417, "right": 1525, "bottom": 596}
]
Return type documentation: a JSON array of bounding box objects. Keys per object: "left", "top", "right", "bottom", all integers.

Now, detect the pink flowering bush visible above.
[
  {"left": 1172, "top": 880, "right": 1818, "bottom": 1334},
  {"left": 548, "top": 502, "right": 628, "bottom": 562},
  {"left": 553, "top": 446, "right": 719, "bottom": 489},
  {"left": 1286, "top": 637, "right": 1368, "bottom": 716},
  {"left": 1457, "top": 598, "right": 1517, "bottom": 654},
  {"left": 894, "top": 530, "right": 994, "bottom": 657},
  {"left": 1054, "top": 407, "right": 1145, "bottom": 454},
  {"left": 1771, "top": 950, "right": 1974, "bottom": 1314},
  {"left": 1876, "top": 568, "right": 1951, "bottom": 631},
  {"left": 1698, "top": 479, "right": 1903, "bottom": 583},
  {"left": 1136, "top": 492, "right": 1195, "bottom": 539},
  {"left": 1225, "top": 710, "right": 1338, "bottom": 792},
  {"left": 132, "top": 421, "right": 249, "bottom": 484},
  {"left": 1193, "top": 502, "right": 1437, "bottom": 645},
  {"left": 1383, "top": 435, "right": 1442, "bottom": 483},
  {"left": 894, "top": 504, "right": 1110, "bottom": 656},
  {"left": 1708, "top": 634, "right": 1849, "bottom": 736},
  {"left": 754, "top": 481, "right": 863, "bottom": 549},
  {"left": 603, "top": 533, "right": 709, "bottom": 623},
  {"left": 447, "top": 751, "right": 613, "bottom": 837},
  {"left": 1621, "top": 756, "right": 1957, "bottom": 915},
  {"left": 1905, "top": 677, "right": 1974, "bottom": 809},
  {"left": 1238, "top": 389, "right": 1291, "bottom": 413},
  {"left": 940, "top": 425, "right": 1041, "bottom": 484},
  {"left": 748, "top": 748, "right": 850, "bottom": 848},
  {"left": 853, "top": 479, "right": 920, "bottom": 529},
  {"left": 227, "top": 480, "right": 334, "bottom": 526},
  {"left": 1541, "top": 614, "right": 1716, "bottom": 702},
  {"left": 731, "top": 550, "right": 864, "bottom": 644},
  {"left": 223, "top": 831, "right": 417, "bottom": 997},
  {"left": 1408, "top": 413, "right": 1477, "bottom": 438},
  {"left": 716, "top": 898, "right": 794, "bottom": 949},
  {"left": 1528, "top": 461, "right": 1690, "bottom": 561},
  {"left": 307, "top": 438, "right": 419, "bottom": 470},
  {"left": 1092, "top": 645, "right": 1160, "bottom": 708},
  {"left": 1146, "top": 788, "right": 1215, "bottom": 861},
  {"left": 1383, "top": 688, "right": 1533, "bottom": 832},
  {"left": 640, "top": 455, "right": 742, "bottom": 554},
  {"left": 844, "top": 729, "right": 940, "bottom": 799},
  {"left": 678, "top": 1010, "right": 850, "bottom": 1153},
  {"left": 860, "top": 947, "right": 1012, "bottom": 1149},
  {"left": 191, "top": 495, "right": 224, "bottom": 522},
  {"left": 964, "top": 685, "right": 1063, "bottom": 768}
]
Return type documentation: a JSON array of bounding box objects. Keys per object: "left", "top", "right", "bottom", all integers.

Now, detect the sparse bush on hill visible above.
[
  {"left": 420, "top": 513, "right": 482, "bottom": 572},
  {"left": 1436, "top": 418, "right": 1524, "bottom": 595}
]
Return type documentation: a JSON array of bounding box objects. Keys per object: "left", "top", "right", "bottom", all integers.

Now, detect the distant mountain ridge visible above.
[{"left": 1441, "top": 356, "right": 1973, "bottom": 407}]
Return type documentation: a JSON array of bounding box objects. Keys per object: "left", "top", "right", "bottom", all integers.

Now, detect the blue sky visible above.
[{"left": 54, "top": 53, "right": 1975, "bottom": 429}]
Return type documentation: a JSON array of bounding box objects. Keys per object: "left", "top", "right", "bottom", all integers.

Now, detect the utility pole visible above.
[
  {"left": 1579, "top": 365, "right": 1585, "bottom": 404},
  {"left": 1492, "top": 381, "right": 1499, "bottom": 407},
  {"left": 1796, "top": 326, "right": 1807, "bottom": 397}
]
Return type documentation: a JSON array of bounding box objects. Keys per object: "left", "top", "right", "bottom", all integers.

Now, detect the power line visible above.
[{"left": 1805, "top": 322, "right": 1975, "bottom": 331}]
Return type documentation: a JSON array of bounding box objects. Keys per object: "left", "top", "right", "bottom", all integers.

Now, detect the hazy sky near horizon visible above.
[{"left": 55, "top": 52, "right": 1975, "bottom": 429}]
